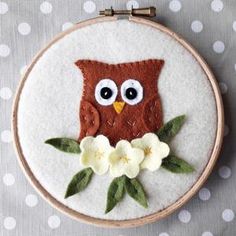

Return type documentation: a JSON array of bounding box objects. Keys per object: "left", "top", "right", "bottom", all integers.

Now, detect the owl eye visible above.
[
  {"left": 121, "top": 79, "right": 143, "bottom": 105},
  {"left": 95, "top": 79, "right": 118, "bottom": 106}
]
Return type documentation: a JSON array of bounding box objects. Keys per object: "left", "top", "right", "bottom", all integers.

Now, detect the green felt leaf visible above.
[
  {"left": 45, "top": 138, "right": 81, "bottom": 154},
  {"left": 157, "top": 115, "right": 186, "bottom": 143},
  {"left": 125, "top": 178, "right": 148, "bottom": 208},
  {"left": 65, "top": 167, "right": 93, "bottom": 198},
  {"left": 162, "top": 155, "right": 194, "bottom": 173},
  {"left": 105, "top": 176, "right": 126, "bottom": 214}
]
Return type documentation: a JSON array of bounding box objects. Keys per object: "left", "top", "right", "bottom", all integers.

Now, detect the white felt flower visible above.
[
  {"left": 109, "top": 140, "right": 144, "bottom": 178},
  {"left": 80, "top": 135, "right": 114, "bottom": 175},
  {"left": 131, "top": 133, "right": 170, "bottom": 171}
]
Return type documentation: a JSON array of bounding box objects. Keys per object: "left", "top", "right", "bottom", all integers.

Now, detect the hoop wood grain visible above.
[{"left": 12, "top": 16, "right": 224, "bottom": 228}]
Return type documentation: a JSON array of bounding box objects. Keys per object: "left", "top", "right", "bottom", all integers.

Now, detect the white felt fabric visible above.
[{"left": 17, "top": 19, "right": 217, "bottom": 220}]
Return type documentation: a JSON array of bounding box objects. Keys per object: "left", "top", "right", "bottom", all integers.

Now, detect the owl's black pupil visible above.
[
  {"left": 126, "top": 88, "right": 137, "bottom": 100},
  {"left": 100, "top": 87, "right": 113, "bottom": 99}
]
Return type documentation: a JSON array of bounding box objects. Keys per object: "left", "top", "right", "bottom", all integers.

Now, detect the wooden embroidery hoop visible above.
[{"left": 12, "top": 15, "right": 224, "bottom": 228}]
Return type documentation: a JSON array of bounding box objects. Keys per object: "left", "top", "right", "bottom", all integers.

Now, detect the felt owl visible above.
[{"left": 75, "top": 59, "right": 165, "bottom": 146}]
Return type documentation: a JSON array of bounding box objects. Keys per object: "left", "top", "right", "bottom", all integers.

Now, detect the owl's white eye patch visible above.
[
  {"left": 95, "top": 79, "right": 118, "bottom": 106},
  {"left": 121, "top": 79, "right": 143, "bottom": 105}
]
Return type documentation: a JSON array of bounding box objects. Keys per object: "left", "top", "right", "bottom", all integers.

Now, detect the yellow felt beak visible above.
[{"left": 113, "top": 101, "right": 125, "bottom": 114}]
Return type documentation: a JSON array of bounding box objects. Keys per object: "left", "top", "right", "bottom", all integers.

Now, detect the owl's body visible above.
[{"left": 75, "top": 59, "right": 164, "bottom": 146}]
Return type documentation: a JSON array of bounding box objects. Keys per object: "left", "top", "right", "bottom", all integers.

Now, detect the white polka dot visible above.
[
  {"left": 169, "top": 0, "right": 182, "bottom": 12},
  {"left": 159, "top": 233, "right": 169, "bottom": 236},
  {"left": 191, "top": 20, "right": 203, "bottom": 33},
  {"left": 222, "top": 209, "right": 235, "bottom": 222},
  {"left": 4, "top": 217, "right": 16, "bottom": 230},
  {"left": 218, "top": 166, "right": 231, "bottom": 179},
  {"left": 213, "top": 41, "right": 225, "bottom": 54},
  {"left": 83, "top": 1, "right": 96, "bottom": 14},
  {"left": 40, "top": 1, "right": 52, "bottom": 14},
  {"left": 48, "top": 215, "right": 61, "bottom": 229},
  {"left": 199, "top": 188, "right": 211, "bottom": 201},
  {"left": 0, "top": 44, "right": 10, "bottom": 57},
  {"left": 178, "top": 209, "right": 191, "bottom": 223},
  {"left": 233, "top": 21, "right": 236, "bottom": 32},
  {"left": 202, "top": 232, "right": 213, "bottom": 236},
  {"left": 18, "top": 22, "right": 31, "bottom": 35},
  {"left": 1, "top": 130, "right": 12, "bottom": 143},
  {"left": 0, "top": 1, "right": 8, "bottom": 14},
  {"left": 224, "top": 124, "right": 229, "bottom": 136},
  {"left": 0, "top": 87, "right": 12, "bottom": 100},
  {"left": 62, "top": 22, "right": 74, "bottom": 31},
  {"left": 219, "top": 82, "right": 228, "bottom": 94},
  {"left": 211, "top": 0, "right": 223, "bottom": 12},
  {"left": 3, "top": 173, "right": 15, "bottom": 186},
  {"left": 25, "top": 194, "right": 38, "bottom": 207},
  {"left": 126, "top": 0, "right": 139, "bottom": 10},
  {"left": 20, "top": 65, "right": 27, "bottom": 76}
]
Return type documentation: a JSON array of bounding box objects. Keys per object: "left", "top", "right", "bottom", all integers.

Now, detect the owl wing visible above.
[
  {"left": 78, "top": 100, "right": 100, "bottom": 141},
  {"left": 143, "top": 95, "right": 163, "bottom": 132}
]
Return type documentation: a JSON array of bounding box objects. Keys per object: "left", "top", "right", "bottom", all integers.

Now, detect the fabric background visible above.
[{"left": 0, "top": 0, "right": 235, "bottom": 235}]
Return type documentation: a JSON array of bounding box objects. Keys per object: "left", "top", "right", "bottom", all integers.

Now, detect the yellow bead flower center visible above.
[
  {"left": 95, "top": 149, "right": 104, "bottom": 159},
  {"left": 119, "top": 155, "right": 130, "bottom": 163},
  {"left": 144, "top": 146, "right": 152, "bottom": 156}
]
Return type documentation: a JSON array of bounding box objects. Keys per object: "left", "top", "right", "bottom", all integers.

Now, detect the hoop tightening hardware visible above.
[{"left": 99, "top": 7, "right": 156, "bottom": 17}]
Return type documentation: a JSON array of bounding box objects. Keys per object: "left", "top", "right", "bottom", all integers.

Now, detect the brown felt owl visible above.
[{"left": 75, "top": 59, "right": 165, "bottom": 146}]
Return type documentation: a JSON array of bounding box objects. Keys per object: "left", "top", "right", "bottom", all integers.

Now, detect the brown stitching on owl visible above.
[
  {"left": 106, "top": 119, "right": 115, "bottom": 127},
  {"left": 81, "top": 115, "right": 86, "bottom": 121},
  {"left": 148, "top": 117, "right": 153, "bottom": 122},
  {"left": 149, "top": 105, "right": 155, "bottom": 112},
  {"left": 126, "top": 120, "right": 133, "bottom": 127},
  {"left": 154, "top": 113, "right": 159, "bottom": 118},
  {"left": 126, "top": 119, "right": 136, "bottom": 127},
  {"left": 133, "top": 131, "right": 141, "bottom": 138}
]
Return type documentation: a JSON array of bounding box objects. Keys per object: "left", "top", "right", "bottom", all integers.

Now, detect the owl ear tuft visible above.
[
  {"left": 141, "top": 59, "right": 165, "bottom": 78},
  {"left": 75, "top": 60, "right": 92, "bottom": 72},
  {"left": 132, "top": 59, "right": 164, "bottom": 71},
  {"left": 75, "top": 60, "right": 109, "bottom": 76},
  {"left": 150, "top": 59, "right": 165, "bottom": 70}
]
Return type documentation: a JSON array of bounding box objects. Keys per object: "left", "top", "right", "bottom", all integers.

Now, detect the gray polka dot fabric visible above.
[{"left": 0, "top": 0, "right": 235, "bottom": 235}]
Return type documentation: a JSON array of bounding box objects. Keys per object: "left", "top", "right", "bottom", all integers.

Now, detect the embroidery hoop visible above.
[{"left": 12, "top": 15, "right": 224, "bottom": 228}]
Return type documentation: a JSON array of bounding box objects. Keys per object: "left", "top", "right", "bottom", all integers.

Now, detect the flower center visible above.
[
  {"left": 144, "top": 146, "right": 152, "bottom": 156},
  {"left": 119, "top": 155, "right": 130, "bottom": 163},
  {"left": 95, "top": 149, "right": 104, "bottom": 159}
]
